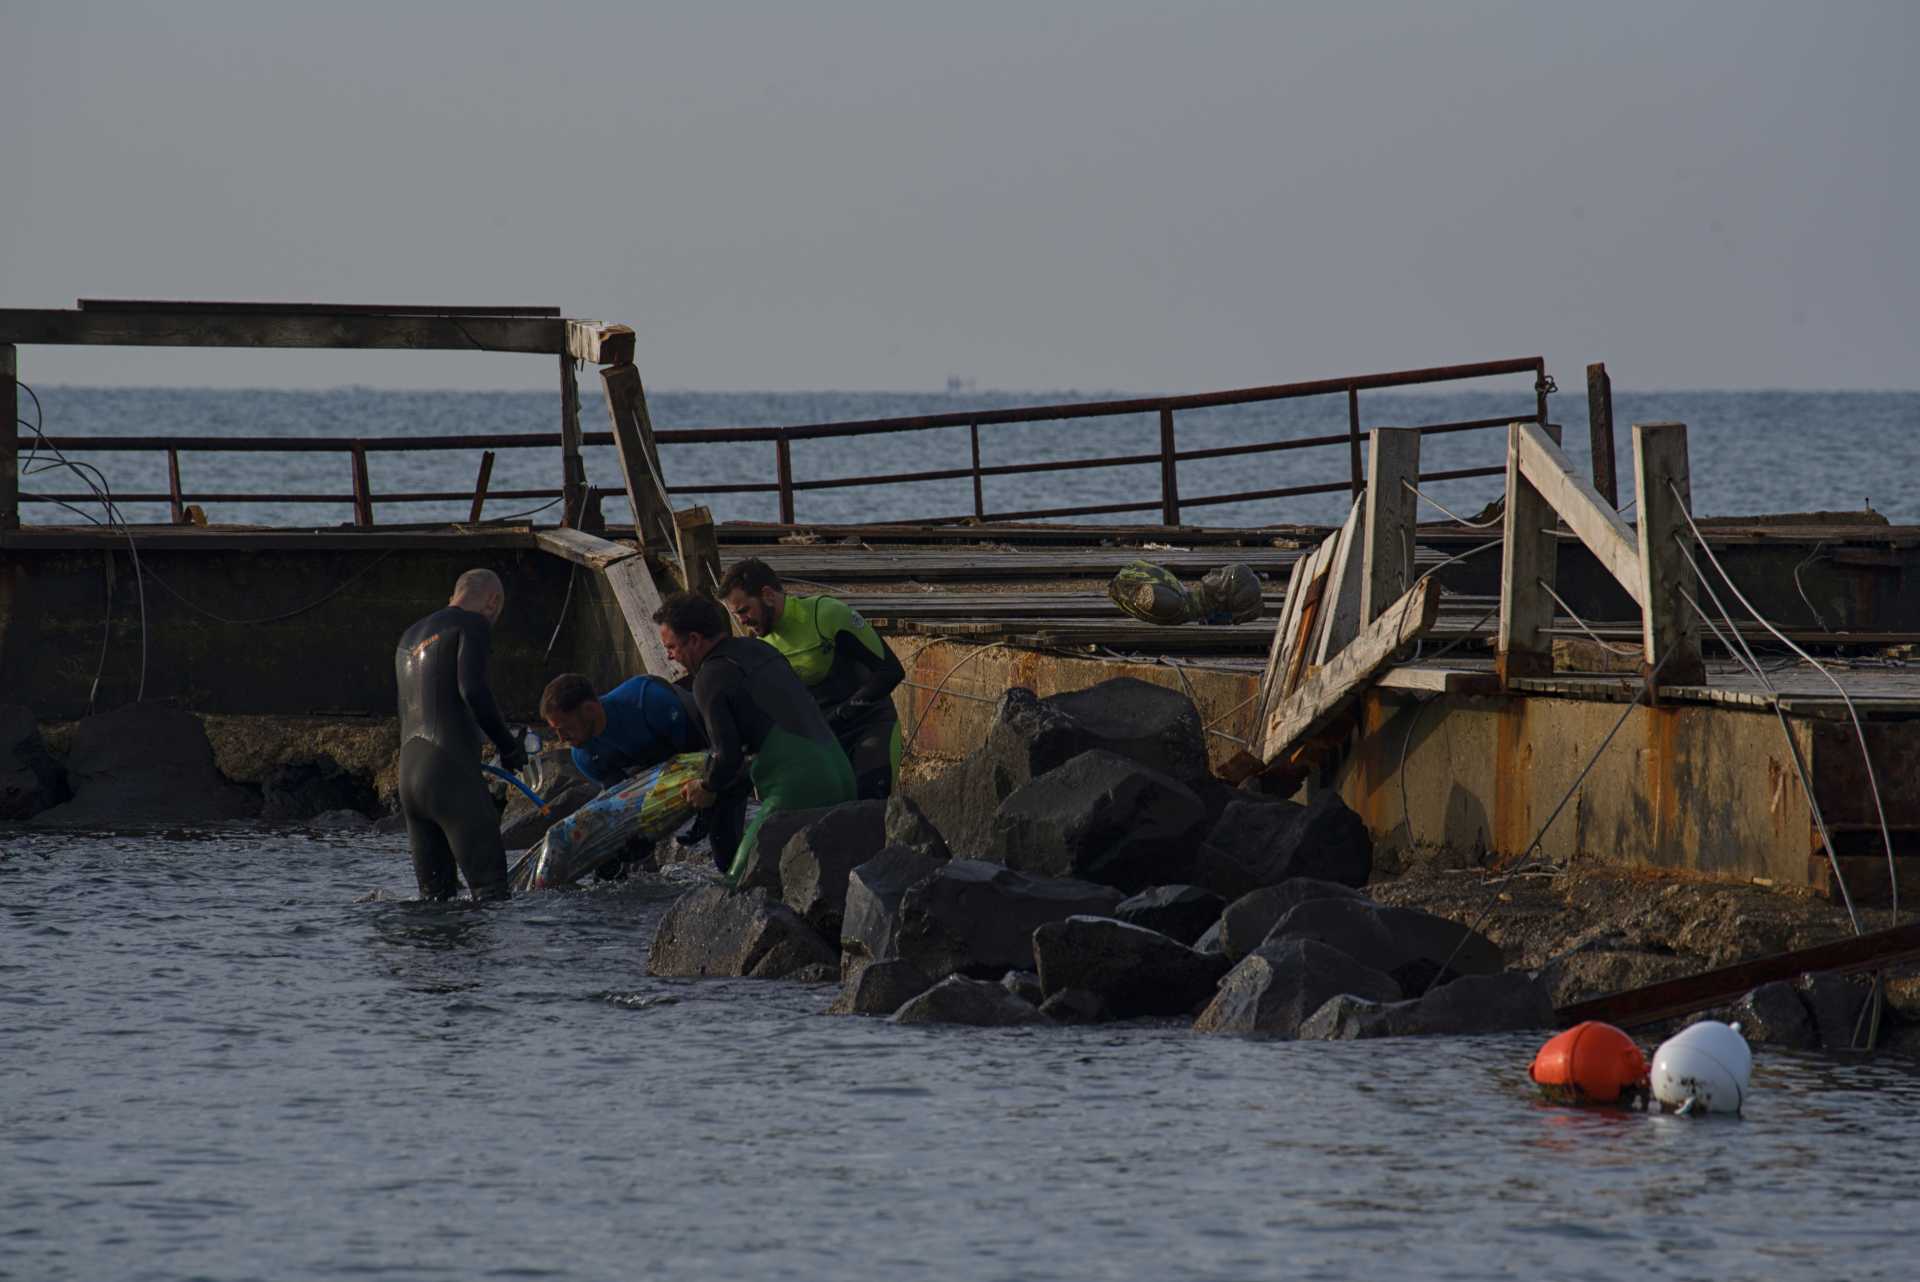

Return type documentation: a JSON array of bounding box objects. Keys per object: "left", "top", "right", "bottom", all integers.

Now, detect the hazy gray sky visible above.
[{"left": 3, "top": 1, "right": 1913, "bottom": 391}]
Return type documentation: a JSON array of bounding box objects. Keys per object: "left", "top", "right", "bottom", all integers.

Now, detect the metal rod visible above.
[
  {"left": 1, "top": 345, "right": 15, "bottom": 530},
  {"left": 167, "top": 447, "right": 185, "bottom": 523},
  {"left": 775, "top": 438, "right": 795, "bottom": 524},
  {"left": 1158, "top": 407, "right": 1180, "bottom": 525},
  {"left": 1587, "top": 361, "right": 1618, "bottom": 506},
  {"left": 969, "top": 421, "right": 984, "bottom": 519},
  {"left": 1346, "top": 385, "right": 1364, "bottom": 499},
  {"left": 468, "top": 450, "right": 495, "bottom": 523},
  {"left": 350, "top": 446, "right": 373, "bottom": 527}
]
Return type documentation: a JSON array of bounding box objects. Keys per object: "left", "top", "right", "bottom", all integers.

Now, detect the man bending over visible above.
[{"left": 539, "top": 671, "right": 705, "bottom": 789}]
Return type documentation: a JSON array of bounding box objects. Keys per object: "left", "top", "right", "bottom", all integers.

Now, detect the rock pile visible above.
[
  {"left": 643, "top": 677, "right": 1554, "bottom": 1041},
  {"left": 1, "top": 704, "right": 69, "bottom": 821},
  {"left": 30, "top": 703, "right": 257, "bottom": 827}
]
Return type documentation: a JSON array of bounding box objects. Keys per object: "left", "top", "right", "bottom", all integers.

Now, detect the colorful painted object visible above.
[{"left": 508, "top": 751, "right": 708, "bottom": 891}]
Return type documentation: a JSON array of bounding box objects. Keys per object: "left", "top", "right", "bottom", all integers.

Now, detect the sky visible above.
[{"left": 2, "top": 1, "right": 1913, "bottom": 392}]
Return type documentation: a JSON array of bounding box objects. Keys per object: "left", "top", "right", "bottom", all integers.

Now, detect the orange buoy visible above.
[{"left": 1529, "top": 1021, "right": 1649, "bottom": 1106}]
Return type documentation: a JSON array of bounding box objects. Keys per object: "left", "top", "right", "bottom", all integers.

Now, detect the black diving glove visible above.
[
  {"left": 828, "top": 699, "right": 877, "bottom": 735},
  {"left": 499, "top": 738, "right": 530, "bottom": 775}
]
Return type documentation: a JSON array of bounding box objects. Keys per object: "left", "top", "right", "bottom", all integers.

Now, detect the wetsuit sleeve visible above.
[
  {"left": 457, "top": 617, "right": 522, "bottom": 768},
  {"left": 642, "top": 679, "right": 701, "bottom": 753},
  {"left": 694, "top": 663, "right": 750, "bottom": 793},
  {"left": 571, "top": 745, "right": 609, "bottom": 788},
  {"left": 819, "top": 597, "right": 904, "bottom": 724}
]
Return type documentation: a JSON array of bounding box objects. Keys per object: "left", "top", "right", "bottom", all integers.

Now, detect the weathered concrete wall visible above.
[{"left": 0, "top": 542, "right": 623, "bottom": 719}]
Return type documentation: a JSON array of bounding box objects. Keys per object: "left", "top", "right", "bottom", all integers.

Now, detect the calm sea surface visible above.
[
  {"left": 16, "top": 385, "right": 1920, "bottom": 529},
  {"left": 8, "top": 386, "right": 1920, "bottom": 1279},
  {"left": 4, "top": 832, "right": 1920, "bottom": 1281}
]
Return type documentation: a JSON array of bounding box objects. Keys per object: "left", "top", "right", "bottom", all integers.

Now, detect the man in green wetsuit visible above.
[
  {"left": 718, "top": 557, "right": 905, "bottom": 800},
  {"left": 652, "top": 591, "right": 856, "bottom": 884}
]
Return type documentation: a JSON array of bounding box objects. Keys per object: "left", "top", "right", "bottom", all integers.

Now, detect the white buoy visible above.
[{"left": 1651, "top": 1020, "right": 1753, "bottom": 1115}]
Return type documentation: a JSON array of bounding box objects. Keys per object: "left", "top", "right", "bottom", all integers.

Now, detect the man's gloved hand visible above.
[
  {"left": 827, "top": 699, "right": 875, "bottom": 735},
  {"left": 499, "top": 738, "right": 530, "bottom": 775}
]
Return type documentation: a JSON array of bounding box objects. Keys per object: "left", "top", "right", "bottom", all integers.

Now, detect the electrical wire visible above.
[
  {"left": 1402, "top": 481, "right": 1506, "bottom": 529},
  {"left": 1537, "top": 579, "right": 1641, "bottom": 656}
]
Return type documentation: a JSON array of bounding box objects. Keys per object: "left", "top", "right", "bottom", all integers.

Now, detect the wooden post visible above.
[
  {"left": 776, "top": 438, "right": 796, "bottom": 524},
  {"left": 350, "top": 445, "right": 373, "bottom": 527},
  {"left": 167, "top": 448, "right": 185, "bottom": 524},
  {"left": 467, "top": 450, "right": 495, "bottom": 523},
  {"left": 1496, "top": 421, "right": 1561, "bottom": 683},
  {"left": 1359, "top": 428, "right": 1420, "bottom": 625},
  {"left": 969, "top": 421, "right": 984, "bottom": 519},
  {"left": 1587, "top": 362, "right": 1618, "bottom": 507},
  {"left": 1633, "top": 422, "right": 1704, "bottom": 684},
  {"left": 1345, "top": 385, "right": 1364, "bottom": 498},
  {"left": 674, "top": 504, "right": 723, "bottom": 596},
  {"left": 599, "top": 363, "right": 675, "bottom": 552},
  {"left": 2, "top": 345, "right": 17, "bottom": 529},
  {"left": 558, "top": 354, "right": 585, "bottom": 528},
  {"left": 1158, "top": 407, "right": 1181, "bottom": 526}
]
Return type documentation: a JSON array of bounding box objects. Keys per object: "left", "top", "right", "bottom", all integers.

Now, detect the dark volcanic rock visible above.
[
  {"left": 892, "top": 975, "right": 1049, "bottom": 1027},
  {"left": 1194, "top": 938, "right": 1402, "bottom": 1037},
  {"left": 1194, "top": 920, "right": 1225, "bottom": 957},
  {"left": 733, "top": 806, "right": 836, "bottom": 895},
  {"left": 828, "top": 959, "right": 936, "bottom": 1016},
  {"left": 1264, "top": 896, "right": 1502, "bottom": 992},
  {"left": 884, "top": 793, "right": 951, "bottom": 863},
  {"left": 840, "top": 846, "right": 946, "bottom": 976},
  {"left": 1197, "top": 791, "right": 1371, "bottom": 898},
  {"left": 786, "top": 962, "right": 838, "bottom": 984},
  {"left": 31, "top": 704, "right": 256, "bottom": 827},
  {"left": 1115, "top": 884, "right": 1226, "bottom": 946},
  {"left": 1728, "top": 981, "right": 1818, "bottom": 1049},
  {"left": 1298, "top": 971, "right": 1555, "bottom": 1040},
  {"left": 1033, "top": 915, "right": 1229, "bottom": 1017},
  {"left": 1219, "top": 879, "right": 1371, "bottom": 962},
  {"left": 0, "top": 705, "right": 68, "bottom": 821},
  {"left": 307, "top": 808, "right": 373, "bottom": 830},
  {"left": 779, "top": 800, "right": 888, "bottom": 937},
  {"left": 1038, "top": 987, "right": 1111, "bottom": 1024},
  {"left": 645, "top": 885, "right": 836, "bottom": 979},
  {"left": 895, "top": 859, "right": 1124, "bottom": 981},
  {"left": 904, "top": 680, "right": 1207, "bottom": 858},
  {"left": 1798, "top": 972, "right": 1873, "bottom": 1050},
  {"left": 987, "top": 750, "right": 1207, "bottom": 890},
  {"left": 500, "top": 751, "right": 600, "bottom": 851},
  {"left": 261, "top": 757, "right": 379, "bottom": 825},
  {"left": 1001, "top": 970, "right": 1045, "bottom": 1006}
]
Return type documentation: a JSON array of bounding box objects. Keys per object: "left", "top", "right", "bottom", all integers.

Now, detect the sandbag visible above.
[
  {"left": 508, "top": 751, "right": 707, "bottom": 890},
  {"left": 1107, "top": 560, "right": 1262, "bottom": 626},
  {"left": 1189, "top": 564, "right": 1262, "bottom": 624}
]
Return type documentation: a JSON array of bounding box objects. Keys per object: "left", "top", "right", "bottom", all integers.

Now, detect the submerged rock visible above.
[
  {"left": 986, "top": 750, "right": 1207, "bottom": 890},
  {"left": 1263, "top": 896, "right": 1502, "bottom": 992},
  {"left": 1038, "top": 987, "right": 1111, "bottom": 1024},
  {"left": 1000, "top": 969, "right": 1045, "bottom": 1006},
  {"left": 1196, "top": 792, "right": 1371, "bottom": 899},
  {"left": 779, "top": 800, "right": 888, "bottom": 937},
  {"left": 892, "top": 975, "right": 1050, "bottom": 1027},
  {"left": 894, "top": 859, "right": 1124, "bottom": 981},
  {"left": 828, "top": 958, "right": 936, "bottom": 1016},
  {"left": 1194, "top": 938, "right": 1402, "bottom": 1037},
  {"left": 645, "top": 885, "right": 836, "bottom": 979},
  {"left": 1724, "top": 981, "right": 1817, "bottom": 1049},
  {"left": 1798, "top": 972, "right": 1873, "bottom": 1051},
  {"left": 31, "top": 703, "right": 256, "bottom": 827},
  {"left": 1032, "top": 916, "right": 1228, "bottom": 1017},
  {"left": 0, "top": 705, "right": 68, "bottom": 821},
  {"left": 1115, "top": 884, "right": 1226, "bottom": 947},
  {"left": 1297, "top": 971, "right": 1554, "bottom": 1040},
  {"left": 1218, "top": 879, "right": 1371, "bottom": 962},
  {"left": 261, "top": 756, "right": 379, "bottom": 825}
]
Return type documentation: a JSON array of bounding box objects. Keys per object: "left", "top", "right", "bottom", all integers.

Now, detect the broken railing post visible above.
[
  {"left": 350, "top": 444, "right": 374, "bottom": 527},
  {"left": 559, "top": 354, "right": 586, "bottom": 527},
  {"left": 2, "top": 345, "right": 17, "bottom": 529},
  {"left": 1586, "top": 362, "right": 1618, "bottom": 507},
  {"left": 1360, "top": 427, "right": 1420, "bottom": 626},
  {"left": 1633, "top": 422, "right": 1704, "bottom": 684},
  {"left": 599, "top": 362, "right": 676, "bottom": 553},
  {"left": 167, "top": 447, "right": 186, "bottom": 524},
  {"left": 467, "top": 450, "right": 495, "bottom": 524},
  {"left": 1496, "top": 421, "right": 1561, "bottom": 682},
  {"left": 1158, "top": 406, "right": 1180, "bottom": 525},
  {"left": 674, "top": 504, "right": 723, "bottom": 597}
]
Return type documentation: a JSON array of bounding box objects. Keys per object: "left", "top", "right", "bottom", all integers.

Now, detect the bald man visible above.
[{"left": 394, "top": 568, "right": 527, "bottom": 900}]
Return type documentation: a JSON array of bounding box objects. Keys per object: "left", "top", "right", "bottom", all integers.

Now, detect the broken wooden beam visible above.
[
  {"left": 564, "top": 321, "right": 637, "bottom": 366},
  {"left": 1556, "top": 918, "right": 1920, "bottom": 1030},
  {"left": 1261, "top": 575, "right": 1439, "bottom": 760}
]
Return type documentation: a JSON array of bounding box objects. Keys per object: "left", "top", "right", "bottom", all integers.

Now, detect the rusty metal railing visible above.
[{"left": 19, "top": 356, "right": 1550, "bottom": 528}]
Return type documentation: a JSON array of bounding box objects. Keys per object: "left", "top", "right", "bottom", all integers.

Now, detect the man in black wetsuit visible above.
[
  {"left": 651, "top": 591, "right": 855, "bottom": 884},
  {"left": 394, "top": 568, "right": 527, "bottom": 901}
]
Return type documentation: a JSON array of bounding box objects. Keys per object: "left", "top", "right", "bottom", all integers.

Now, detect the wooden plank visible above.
[
  {"left": 534, "top": 527, "right": 638, "bottom": 572},
  {"left": 350, "top": 445, "right": 373, "bottom": 527},
  {"left": 1255, "top": 556, "right": 1307, "bottom": 732},
  {"left": 2, "top": 345, "right": 17, "bottom": 530},
  {"left": 0, "top": 308, "right": 566, "bottom": 353},
  {"left": 559, "top": 355, "right": 585, "bottom": 527},
  {"left": 167, "top": 447, "right": 186, "bottom": 524},
  {"left": 1497, "top": 423, "right": 1560, "bottom": 681},
  {"left": 1280, "top": 536, "right": 1337, "bottom": 696},
  {"left": 1634, "top": 422, "right": 1706, "bottom": 684},
  {"left": 602, "top": 555, "right": 678, "bottom": 679},
  {"left": 1556, "top": 919, "right": 1920, "bottom": 1030},
  {"left": 467, "top": 450, "right": 495, "bottom": 523},
  {"left": 1586, "top": 362, "right": 1618, "bottom": 506},
  {"left": 1262, "top": 577, "right": 1440, "bottom": 759},
  {"left": 674, "top": 505, "right": 723, "bottom": 596},
  {"left": 1360, "top": 428, "right": 1421, "bottom": 626},
  {"left": 1376, "top": 665, "right": 1502, "bottom": 695},
  {"left": 1513, "top": 420, "right": 1643, "bottom": 604},
  {"left": 564, "top": 321, "right": 637, "bottom": 366},
  {"left": 600, "top": 363, "right": 677, "bottom": 553},
  {"left": 1313, "top": 496, "right": 1366, "bottom": 665}
]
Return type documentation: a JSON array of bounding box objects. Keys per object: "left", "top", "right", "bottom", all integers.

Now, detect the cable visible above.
[
  {"left": 1402, "top": 481, "right": 1505, "bottom": 529},
  {"left": 901, "top": 640, "right": 1014, "bottom": 757},
  {"left": 1792, "top": 543, "right": 1832, "bottom": 633},
  {"left": 140, "top": 551, "right": 400, "bottom": 626},
  {"left": 1538, "top": 579, "right": 1641, "bottom": 656},
  {"left": 546, "top": 562, "right": 578, "bottom": 661},
  {"left": 1668, "top": 482, "right": 1896, "bottom": 925}
]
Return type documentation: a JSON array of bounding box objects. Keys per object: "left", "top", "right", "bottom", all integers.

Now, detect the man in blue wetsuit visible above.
[{"left": 539, "top": 672, "right": 705, "bottom": 788}]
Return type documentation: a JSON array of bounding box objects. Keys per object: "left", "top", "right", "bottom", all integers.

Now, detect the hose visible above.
[{"left": 481, "top": 763, "right": 550, "bottom": 814}]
